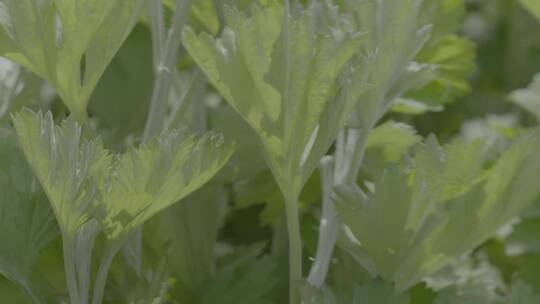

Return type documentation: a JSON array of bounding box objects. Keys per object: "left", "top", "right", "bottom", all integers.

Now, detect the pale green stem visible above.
[
  {"left": 91, "top": 239, "right": 125, "bottom": 304},
  {"left": 307, "top": 127, "right": 370, "bottom": 288},
  {"left": 62, "top": 237, "right": 81, "bottom": 304},
  {"left": 149, "top": 0, "right": 165, "bottom": 69},
  {"left": 21, "top": 281, "right": 41, "bottom": 304},
  {"left": 0, "top": 66, "right": 21, "bottom": 120},
  {"left": 284, "top": 191, "right": 302, "bottom": 304},
  {"left": 75, "top": 221, "right": 100, "bottom": 304},
  {"left": 143, "top": 0, "right": 193, "bottom": 143},
  {"left": 306, "top": 156, "right": 336, "bottom": 287}
]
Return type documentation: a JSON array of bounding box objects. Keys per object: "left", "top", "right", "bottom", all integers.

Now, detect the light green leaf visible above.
[
  {"left": 345, "top": 0, "right": 433, "bottom": 127},
  {"left": 510, "top": 74, "right": 540, "bottom": 122},
  {"left": 163, "top": 0, "right": 220, "bottom": 35},
  {"left": 391, "top": 98, "right": 443, "bottom": 115},
  {"left": 183, "top": 2, "right": 367, "bottom": 193},
  {"left": 520, "top": 0, "right": 540, "bottom": 21},
  {"left": 407, "top": 35, "right": 476, "bottom": 107},
  {"left": 0, "top": 127, "right": 58, "bottom": 301},
  {"left": 345, "top": 0, "right": 474, "bottom": 117},
  {"left": 11, "top": 109, "right": 110, "bottom": 237},
  {"left": 0, "top": 0, "right": 144, "bottom": 121},
  {"left": 405, "top": 0, "right": 475, "bottom": 108},
  {"left": 366, "top": 121, "right": 422, "bottom": 163},
  {"left": 419, "top": 0, "right": 465, "bottom": 40},
  {"left": 336, "top": 129, "right": 540, "bottom": 290},
  {"left": 94, "top": 130, "right": 233, "bottom": 240}
]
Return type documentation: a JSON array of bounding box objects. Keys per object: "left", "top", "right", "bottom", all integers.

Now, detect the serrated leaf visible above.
[
  {"left": 183, "top": 2, "right": 367, "bottom": 194},
  {"left": 94, "top": 130, "right": 234, "bottom": 240},
  {"left": 407, "top": 35, "right": 476, "bottom": 107},
  {"left": 345, "top": 0, "right": 433, "bottom": 127},
  {"left": 366, "top": 121, "right": 422, "bottom": 163},
  {"left": 0, "top": 0, "right": 144, "bottom": 121},
  {"left": 11, "top": 109, "right": 110, "bottom": 237},
  {"left": 336, "top": 129, "right": 540, "bottom": 290},
  {"left": 406, "top": 0, "right": 475, "bottom": 108},
  {"left": 0, "top": 127, "right": 58, "bottom": 301}
]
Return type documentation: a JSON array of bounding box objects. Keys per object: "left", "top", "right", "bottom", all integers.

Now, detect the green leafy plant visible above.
[{"left": 1, "top": 0, "right": 540, "bottom": 303}]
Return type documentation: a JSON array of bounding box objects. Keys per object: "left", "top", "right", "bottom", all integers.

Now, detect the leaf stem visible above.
[
  {"left": 91, "top": 238, "right": 125, "bottom": 304},
  {"left": 307, "top": 156, "right": 336, "bottom": 287},
  {"left": 19, "top": 279, "right": 41, "bottom": 304},
  {"left": 307, "top": 127, "right": 370, "bottom": 288},
  {"left": 62, "top": 237, "right": 81, "bottom": 304},
  {"left": 284, "top": 191, "right": 302, "bottom": 304},
  {"left": 143, "top": 0, "right": 193, "bottom": 143}
]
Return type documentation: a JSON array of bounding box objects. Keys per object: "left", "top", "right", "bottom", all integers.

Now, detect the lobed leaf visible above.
[
  {"left": 0, "top": 0, "right": 144, "bottom": 121},
  {"left": 0, "top": 127, "right": 58, "bottom": 298},
  {"left": 345, "top": 0, "right": 434, "bottom": 127},
  {"left": 12, "top": 109, "right": 234, "bottom": 242},
  {"left": 183, "top": 2, "right": 367, "bottom": 193},
  {"left": 11, "top": 109, "right": 110, "bottom": 237},
  {"left": 95, "top": 130, "right": 234, "bottom": 239},
  {"left": 336, "top": 129, "right": 540, "bottom": 290}
]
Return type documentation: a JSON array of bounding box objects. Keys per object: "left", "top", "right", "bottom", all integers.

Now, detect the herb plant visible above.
[{"left": 1, "top": 0, "right": 540, "bottom": 303}]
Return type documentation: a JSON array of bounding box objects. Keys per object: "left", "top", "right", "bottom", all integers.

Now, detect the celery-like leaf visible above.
[
  {"left": 0, "top": 0, "right": 144, "bottom": 121},
  {"left": 345, "top": 0, "right": 433, "bottom": 128},
  {"left": 95, "top": 130, "right": 233, "bottom": 240},
  {"left": 183, "top": 2, "right": 366, "bottom": 193},
  {"left": 407, "top": 35, "right": 475, "bottom": 107},
  {"left": 11, "top": 109, "right": 110, "bottom": 237},
  {"left": 12, "top": 109, "right": 234, "bottom": 303},
  {"left": 336, "top": 129, "right": 540, "bottom": 290},
  {"left": 0, "top": 127, "right": 58, "bottom": 301}
]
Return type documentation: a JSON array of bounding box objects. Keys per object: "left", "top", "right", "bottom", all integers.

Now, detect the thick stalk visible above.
[
  {"left": 62, "top": 237, "right": 81, "bottom": 304},
  {"left": 284, "top": 192, "right": 302, "bottom": 304},
  {"left": 307, "top": 156, "right": 336, "bottom": 287},
  {"left": 75, "top": 220, "right": 100, "bottom": 304},
  {"left": 307, "top": 127, "right": 370, "bottom": 288},
  {"left": 143, "top": 0, "right": 193, "bottom": 142},
  {"left": 91, "top": 240, "right": 124, "bottom": 304},
  {"left": 149, "top": 0, "right": 165, "bottom": 69}
]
